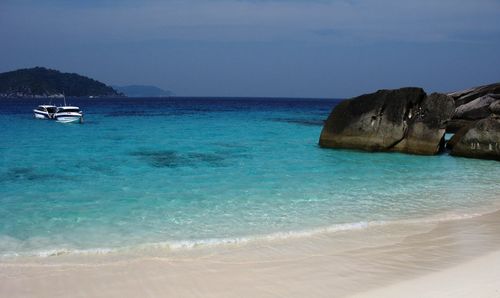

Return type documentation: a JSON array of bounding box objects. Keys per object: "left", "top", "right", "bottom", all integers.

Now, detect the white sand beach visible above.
[
  {"left": 2, "top": 210, "right": 500, "bottom": 297},
  {"left": 356, "top": 250, "right": 500, "bottom": 298}
]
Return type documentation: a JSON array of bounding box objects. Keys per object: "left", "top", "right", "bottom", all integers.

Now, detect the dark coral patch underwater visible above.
[
  {"left": 269, "top": 117, "right": 325, "bottom": 126},
  {"left": 1, "top": 167, "right": 72, "bottom": 182},
  {"left": 130, "top": 150, "right": 228, "bottom": 168}
]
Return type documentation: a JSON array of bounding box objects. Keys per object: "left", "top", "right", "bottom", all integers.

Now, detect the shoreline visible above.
[
  {"left": 1, "top": 203, "right": 497, "bottom": 260},
  {"left": 2, "top": 209, "right": 500, "bottom": 297}
]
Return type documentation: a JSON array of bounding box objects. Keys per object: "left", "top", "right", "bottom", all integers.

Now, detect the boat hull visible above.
[
  {"left": 33, "top": 110, "right": 51, "bottom": 119},
  {"left": 34, "top": 113, "right": 49, "bottom": 119},
  {"left": 55, "top": 116, "right": 83, "bottom": 123}
]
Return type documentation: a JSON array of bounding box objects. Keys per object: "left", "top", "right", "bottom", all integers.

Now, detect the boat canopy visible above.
[
  {"left": 57, "top": 106, "right": 80, "bottom": 110},
  {"left": 35, "top": 105, "right": 57, "bottom": 113}
]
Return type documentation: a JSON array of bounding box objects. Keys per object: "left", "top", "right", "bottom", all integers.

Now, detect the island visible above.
[
  {"left": 113, "top": 85, "right": 174, "bottom": 97},
  {"left": 0, "top": 67, "right": 122, "bottom": 98}
]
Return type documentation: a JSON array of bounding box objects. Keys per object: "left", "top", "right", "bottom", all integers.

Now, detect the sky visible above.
[{"left": 0, "top": 0, "right": 499, "bottom": 98}]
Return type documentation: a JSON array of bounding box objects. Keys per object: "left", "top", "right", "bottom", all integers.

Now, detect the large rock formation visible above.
[
  {"left": 449, "top": 116, "right": 500, "bottom": 161},
  {"left": 319, "top": 88, "right": 455, "bottom": 155}
]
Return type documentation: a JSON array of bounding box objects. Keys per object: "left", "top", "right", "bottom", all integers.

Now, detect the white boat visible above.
[
  {"left": 33, "top": 105, "right": 57, "bottom": 119},
  {"left": 33, "top": 95, "right": 84, "bottom": 123},
  {"left": 54, "top": 106, "right": 83, "bottom": 123}
]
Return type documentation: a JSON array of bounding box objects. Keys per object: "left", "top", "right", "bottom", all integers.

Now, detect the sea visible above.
[{"left": 1, "top": 97, "right": 499, "bottom": 258}]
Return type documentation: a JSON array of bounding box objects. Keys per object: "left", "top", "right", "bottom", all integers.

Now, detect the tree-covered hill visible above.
[{"left": 0, "top": 67, "right": 122, "bottom": 98}]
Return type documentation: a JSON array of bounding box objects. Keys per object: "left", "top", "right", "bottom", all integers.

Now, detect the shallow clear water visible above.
[{"left": 1, "top": 97, "right": 499, "bottom": 256}]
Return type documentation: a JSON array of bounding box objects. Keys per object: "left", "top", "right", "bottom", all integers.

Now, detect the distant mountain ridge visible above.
[
  {"left": 114, "top": 85, "right": 174, "bottom": 97},
  {"left": 0, "top": 67, "right": 122, "bottom": 98}
]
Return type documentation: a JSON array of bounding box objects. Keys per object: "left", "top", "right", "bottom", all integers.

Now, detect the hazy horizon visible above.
[{"left": 1, "top": 0, "right": 499, "bottom": 98}]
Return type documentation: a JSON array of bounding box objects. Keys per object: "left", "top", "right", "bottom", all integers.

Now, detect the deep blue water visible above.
[{"left": 1, "top": 97, "right": 499, "bottom": 257}]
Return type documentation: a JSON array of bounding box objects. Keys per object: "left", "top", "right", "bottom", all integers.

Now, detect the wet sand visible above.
[{"left": 2, "top": 210, "right": 500, "bottom": 297}]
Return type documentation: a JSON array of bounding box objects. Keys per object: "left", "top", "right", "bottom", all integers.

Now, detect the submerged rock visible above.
[
  {"left": 449, "top": 116, "right": 500, "bottom": 161},
  {"left": 319, "top": 88, "right": 455, "bottom": 155}
]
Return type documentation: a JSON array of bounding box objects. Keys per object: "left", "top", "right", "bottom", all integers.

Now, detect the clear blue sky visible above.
[{"left": 1, "top": 0, "right": 499, "bottom": 98}]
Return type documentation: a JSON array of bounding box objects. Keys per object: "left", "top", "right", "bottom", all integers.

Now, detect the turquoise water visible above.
[{"left": 1, "top": 97, "right": 499, "bottom": 257}]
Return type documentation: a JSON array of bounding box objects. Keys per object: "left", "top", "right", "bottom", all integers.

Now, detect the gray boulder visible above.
[
  {"left": 448, "top": 82, "right": 500, "bottom": 106},
  {"left": 446, "top": 82, "right": 500, "bottom": 132},
  {"left": 319, "top": 88, "right": 455, "bottom": 155},
  {"left": 490, "top": 100, "right": 500, "bottom": 115},
  {"left": 453, "top": 94, "right": 497, "bottom": 120},
  {"left": 450, "top": 116, "right": 500, "bottom": 161}
]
